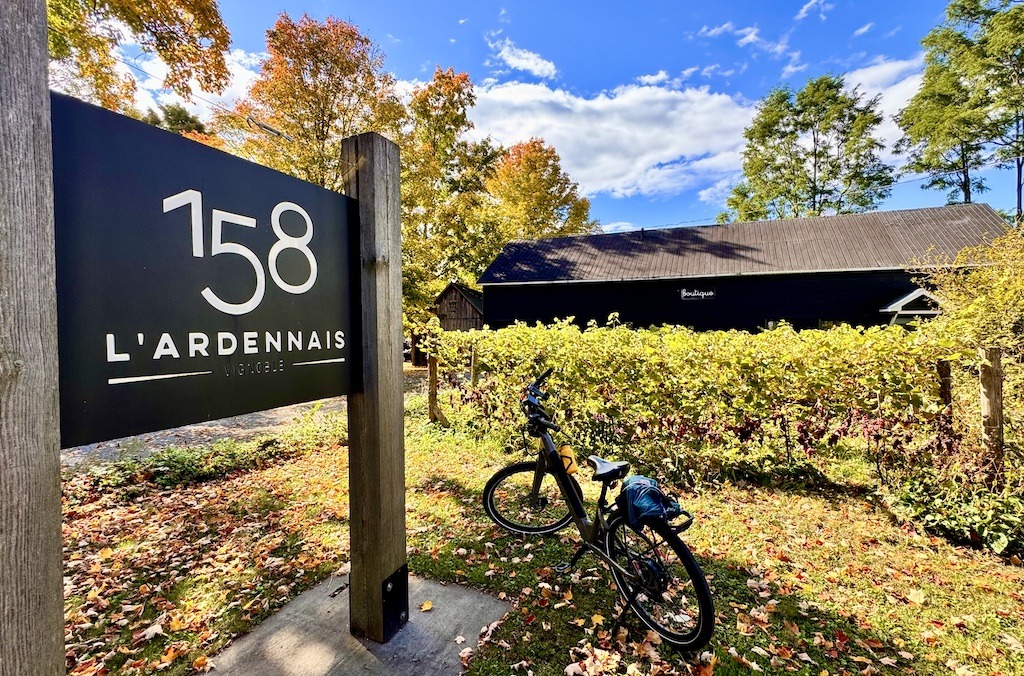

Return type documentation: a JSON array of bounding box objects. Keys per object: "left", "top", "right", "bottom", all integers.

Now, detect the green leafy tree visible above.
[
  {"left": 719, "top": 75, "right": 894, "bottom": 222},
  {"left": 920, "top": 0, "right": 1024, "bottom": 220},
  {"left": 718, "top": 181, "right": 768, "bottom": 223},
  {"left": 140, "top": 103, "right": 206, "bottom": 134},
  {"left": 212, "top": 13, "right": 405, "bottom": 192},
  {"left": 47, "top": 0, "right": 230, "bottom": 113},
  {"left": 896, "top": 58, "right": 990, "bottom": 204},
  {"left": 400, "top": 67, "right": 502, "bottom": 326}
]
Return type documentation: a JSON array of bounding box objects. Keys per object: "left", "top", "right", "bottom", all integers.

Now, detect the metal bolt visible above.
[
  {"left": 385, "top": 581, "right": 393, "bottom": 593},
  {"left": 399, "top": 611, "right": 407, "bottom": 623}
]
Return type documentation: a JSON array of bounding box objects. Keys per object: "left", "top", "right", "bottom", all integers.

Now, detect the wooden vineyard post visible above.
[
  {"left": 937, "top": 359, "right": 953, "bottom": 410},
  {"left": 428, "top": 355, "right": 438, "bottom": 423},
  {"left": 427, "top": 355, "right": 450, "bottom": 427},
  {"left": 0, "top": 1, "right": 66, "bottom": 673},
  {"left": 342, "top": 133, "right": 408, "bottom": 642},
  {"left": 979, "top": 347, "right": 1005, "bottom": 486}
]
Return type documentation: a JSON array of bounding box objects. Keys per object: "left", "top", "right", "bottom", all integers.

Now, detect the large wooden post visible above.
[
  {"left": 0, "top": 1, "right": 66, "bottom": 674},
  {"left": 342, "top": 133, "right": 408, "bottom": 642}
]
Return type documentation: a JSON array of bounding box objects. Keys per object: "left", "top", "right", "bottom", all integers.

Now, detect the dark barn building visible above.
[
  {"left": 478, "top": 204, "right": 1006, "bottom": 331},
  {"left": 434, "top": 282, "right": 484, "bottom": 331}
]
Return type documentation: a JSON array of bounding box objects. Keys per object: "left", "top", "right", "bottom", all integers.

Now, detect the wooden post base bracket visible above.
[{"left": 380, "top": 564, "right": 410, "bottom": 642}]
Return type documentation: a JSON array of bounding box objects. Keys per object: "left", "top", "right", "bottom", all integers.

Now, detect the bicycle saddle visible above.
[{"left": 587, "top": 455, "right": 630, "bottom": 482}]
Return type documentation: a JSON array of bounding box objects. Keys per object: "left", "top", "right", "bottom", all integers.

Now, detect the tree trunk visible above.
[
  {"left": 0, "top": 2, "right": 66, "bottom": 674},
  {"left": 1017, "top": 117, "right": 1023, "bottom": 222},
  {"left": 1016, "top": 155, "right": 1022, "bottom": 223},
  {"left": 961, "top": 143, "right": 971, "bottom": 204}
]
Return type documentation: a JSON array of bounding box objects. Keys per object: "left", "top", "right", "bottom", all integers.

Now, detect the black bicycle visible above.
[{"left": 482, "top": 368, "right": 715, "bottom": 652}]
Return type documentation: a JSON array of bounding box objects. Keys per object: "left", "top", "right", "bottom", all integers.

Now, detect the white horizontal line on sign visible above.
[
  {"left": 108, "top": 370, "right": 213, "bottom": 385},
  {"left": 292, "top": 357, "right": 347, "bottom": 366}
]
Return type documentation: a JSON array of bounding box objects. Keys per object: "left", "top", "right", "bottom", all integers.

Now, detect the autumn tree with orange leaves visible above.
[
  {"left": 465, "top": 138, "right": 597, "bottom": 277},
  {"left": 47, "top": 0, "right": 230, "bottom": 113},
  {"left": 212, "top": 13, "right": 405, "bottom": 192}
]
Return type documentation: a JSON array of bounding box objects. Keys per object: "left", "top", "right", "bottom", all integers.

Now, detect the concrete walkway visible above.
[{"left": 213, "top": 575, "right": 510, "bottom": 675}]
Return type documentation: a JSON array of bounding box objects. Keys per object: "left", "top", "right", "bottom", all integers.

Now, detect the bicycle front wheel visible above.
[
  {"left": 604, "top": 514, "right": 715, "bottom": 652},
  {"left": 483, "top": 461, "right": 580, "bottom": 535}
]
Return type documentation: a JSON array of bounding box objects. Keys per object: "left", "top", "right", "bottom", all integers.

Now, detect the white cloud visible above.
[
  {"left": 854, "top": 22, "right": 873, "bottom": 37},
  {"left": 458, "top": 18, "right": 468, "bottom": 25},
  {"left": 469, "top": 80, "right": 754, "bottom": 199},
  {"left": 735, "top": 26, "right": 761, "bottom": 48},
  {"left": 642, "top": 67, "right": 701, "bottom": 88},
  {"left": 637, "top": 70, "right": 670, "bottom": 85},
  {"left": 701, "top": 64, "right": 736, "bottom": 79},
  {"left": 698, "top": 176, "right": 739, "bottom": 206},
  {"left": 781, "top": 52, "right": 808, "bottom": 78},
  {"left": 488, "top": 37, "right": 557, "bottom": 79},
  {"left": 601, "top": 221, "right": 638, "bottom": 233},
  {"left": 699, "top": 22, "right": 791, "bottom": 59},
  {"left": 795, "top": 0, "right": 835, "bottom": 21},
  {"left": 845, "top": 54, "right": 925, "bottom": 160},
  {"left": 699, "top": 22, "right": 735, "bottom": 38}
]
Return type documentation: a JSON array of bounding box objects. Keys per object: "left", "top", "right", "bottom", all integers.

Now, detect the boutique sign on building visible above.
[{"left": 51, "top": 93, "right": 358, "bottom": 446}]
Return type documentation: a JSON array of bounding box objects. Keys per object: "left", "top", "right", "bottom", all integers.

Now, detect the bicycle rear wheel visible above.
[
  {"left": 604, "top": 514, "right": 714, "bottom": 652},
  {"left": 483, "top": 461, "right": 580, "bottom": 535}
]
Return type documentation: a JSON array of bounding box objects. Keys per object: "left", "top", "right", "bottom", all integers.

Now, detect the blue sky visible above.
[{"left": 124, "top": 0, "right": 1019, "bottom": 231}]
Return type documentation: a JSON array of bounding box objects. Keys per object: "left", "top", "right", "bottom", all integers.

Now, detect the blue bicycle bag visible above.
[{"left": 617, "top": 475, "right": 682, "bottom": 529}]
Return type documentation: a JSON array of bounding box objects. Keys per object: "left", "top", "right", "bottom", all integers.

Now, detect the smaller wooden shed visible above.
[{"left": 434, "top": 282, "right": 484, "bottom": 331}]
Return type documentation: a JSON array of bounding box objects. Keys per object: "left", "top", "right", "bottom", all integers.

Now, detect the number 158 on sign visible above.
[{"left": 163, "top": 189, "right": 318, "bottom": 316}]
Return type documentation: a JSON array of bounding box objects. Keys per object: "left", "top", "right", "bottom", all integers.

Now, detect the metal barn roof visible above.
[{"left": 478, "top": 203, "right": 1007, "bottom": 285}]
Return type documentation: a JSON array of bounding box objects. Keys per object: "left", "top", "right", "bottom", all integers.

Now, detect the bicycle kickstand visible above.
[
  {"left": 609, "top": 580, "right": 642, "bottom": 642},
  {"left": 553, "top": 545, "right": 587, "bottom": 575}
]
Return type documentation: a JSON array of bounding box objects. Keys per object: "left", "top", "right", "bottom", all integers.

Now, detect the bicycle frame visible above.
[{"left": 532, "top": 428, "right": 635, "bottom": 579}]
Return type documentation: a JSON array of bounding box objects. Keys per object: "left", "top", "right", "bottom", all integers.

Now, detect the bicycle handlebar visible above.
[
  {"left": 530, "top": 414, "right": 560, "bottom": 433},
  {"left": 527, "top": 367, "right": 553, "bottom": 401},
  {"left": 522, "top": 367, "right": 558, "bottom": 434}
]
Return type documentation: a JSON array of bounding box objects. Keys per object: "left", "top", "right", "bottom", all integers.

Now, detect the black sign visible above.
[{"left": 51, "top": 93, "right": 358, "bottom": 447}]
